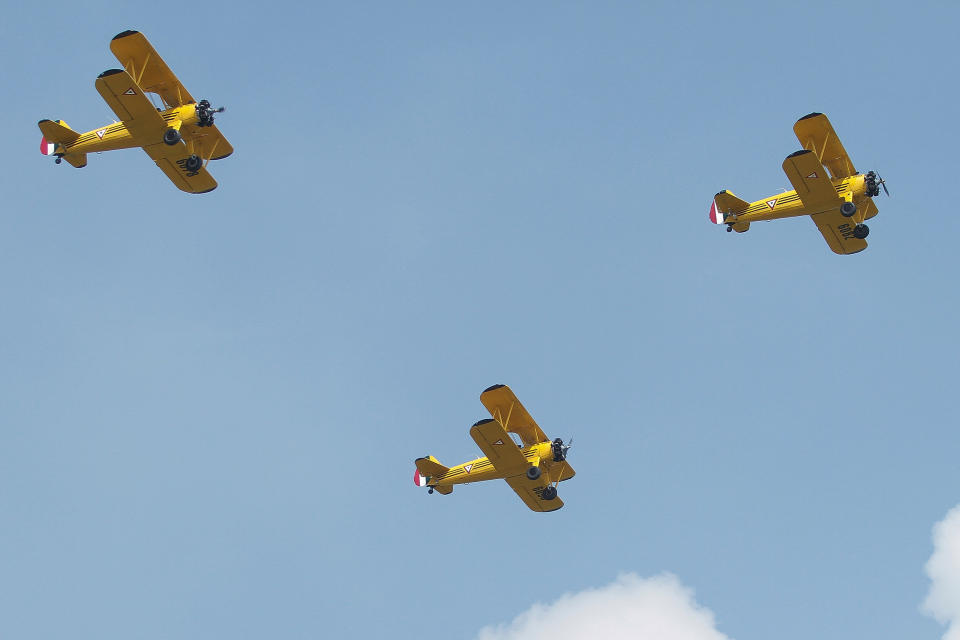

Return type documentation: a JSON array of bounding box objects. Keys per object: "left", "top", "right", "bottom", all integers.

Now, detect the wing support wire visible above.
[
  {"left": 550, "top": 459, "right": 570, "bottom": 491},
  {"left": 123, "top": 52, "right": 173, "bottom": 110},
  {"left": 204, "top": 137, "right": 222, "bottom": 168},
  {"left": 799, "top": 129, "right": 854, "bottom": 179},
  {"left": 136, "top": 52, "right": 151, "bottom": 86},
  {"left": 184, "top": 133, "right": 223, "bottom": 168},
  {"left": 120, "top": 51, "right": 150, "bottom": 88},
  {"left": 493, "top": 401, "right": 515, "bottom": 434},
  {"left": 800, "top": 129, "right": 828, "bottom": 165}
]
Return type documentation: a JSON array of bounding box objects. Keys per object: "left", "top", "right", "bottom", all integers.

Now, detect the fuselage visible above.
[
  {"left": 53, "top": 103, "right": 201, "bottom": 156},
  {"left": 734, "top": 174, "right": 869, "bottom": 224},
  {"left": 434, "top": 441, "right": 556, "bottom": 486}
]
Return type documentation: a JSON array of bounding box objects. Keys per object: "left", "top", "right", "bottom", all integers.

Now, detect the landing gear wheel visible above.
[
  {"left": 163, "top": 128, "right": 182, "bottom": 145},
  {"left": 853, "top": 223, "right": 869, "bottom": 239},
  {"left": 428, "top": 488, "right": 434, "bottom": 495},
  {"left": 541, "top": 485, "right": 558, "bottom": 500},
  {"left": 726, "top": 225, "right": 733, "bottom": 233},
  {"left": 185, "top": 155, "right": 202, "bottom": 172},
  {"left": 55, "top": 157, "right": 62, "bottom": 165},
  {"left": 840, "top": 201, "right": 857, "bottom": 217},
  {"left": 526, "top": 466, "right": 541, "bottom": 481}
]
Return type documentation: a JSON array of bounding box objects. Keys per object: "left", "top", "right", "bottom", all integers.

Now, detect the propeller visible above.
[
  {"left": 866, "top": 170, "right": 890, "bottom": 197},
  {"left": 196, "top": 100, "right": 225, "bottom": 126},
  {"left": 552, "top": 437, "right": 572, "bottom": 462},
  {"left": 876, "top": 172, "right": 889, "bottom": 196}
]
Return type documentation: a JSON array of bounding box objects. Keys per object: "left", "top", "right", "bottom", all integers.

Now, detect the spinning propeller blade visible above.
[{"left": 877, "top": 172, "right": 889, "bottom": 196}]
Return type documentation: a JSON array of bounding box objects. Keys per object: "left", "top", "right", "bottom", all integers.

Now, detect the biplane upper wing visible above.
[
  {"left": 109, "top": 30, "right": 195, "bottom": 108},
  {"left": 793, "top": 112, "right": 857, "bottom": 179},
  {"left": 505, "top": 474, "right": 564, "bottom": 512},
  {"left": 810, "top": 209, "right": 868, "bottom": 255},
  {"left": 469, "top": 418, "right": 530, "bottom": 477},
  {"left": 781, "top": 149, "right": 843, "bottom": 212},
  {"left": 479, "top": 384, "right": 549, "bottom": 447}
]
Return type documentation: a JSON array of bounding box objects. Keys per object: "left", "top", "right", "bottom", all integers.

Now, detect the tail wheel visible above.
[
  {"left": 163, "top": 128, "right": 181, "bottom": 145},
  {"left": 185, "top": 155, "right": 202, "bottom": 172},
  {"left": 840, "top": 201, "right": 857, "bottom": 217},
  {"left": 526, "top": 466, "right": 541, "bottom": 481},
  {"left": 541, "top": 485, "right": 558, "bottom": 500},
  {"left": 853, "top": 223, "right": 869, "bottom": 239}
]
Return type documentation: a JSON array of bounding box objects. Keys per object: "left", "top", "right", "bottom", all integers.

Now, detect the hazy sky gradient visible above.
[{"left": 2, "top": 3, "right": 957, "bottom": 639}]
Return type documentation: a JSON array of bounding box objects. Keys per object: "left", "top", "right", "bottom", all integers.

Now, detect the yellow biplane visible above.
[
  {"left": 710, "top": 112, "right": 888, "bottom": 254},
  {"left": 414, "top": 384, "right": 575, "bottom": 512},
  {"left": 38, "top": 30, "right": 232, "bottom": 193}
]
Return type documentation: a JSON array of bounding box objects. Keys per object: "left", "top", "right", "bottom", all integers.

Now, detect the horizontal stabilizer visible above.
[
  {"left": 415, "top": 455, "right": 449, "bottom": 478},
  {"left": 710, "top": 190, "right": 750, "bottom": 224},
  {"left": 38, "top": 119, "right": 80, "bottom": 145}
]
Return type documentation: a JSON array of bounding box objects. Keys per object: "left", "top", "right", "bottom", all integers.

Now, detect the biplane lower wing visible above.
[
  {"left": 782, "top": 149, "right": 843, "bottom": 212},
  {"left": 95, "top": 68, "right": 167, "bottom": 140},
  {"left": 185, "top": 123, "right": 234, "bottom": 161},
  {"left": 811, "top": 209, "right": 868, "bottom": 255},
  {"left": 469, "top": 418, "right": 529, "bottom": 476},
  {"left": 479, "top": 384, "right": 549, "bottom": 447},
  {"left": 506, "top": 475, "right": 564, "bottom": 512},
  {"left": 142, "top": 142, "right": 218, "bottom": 194}
]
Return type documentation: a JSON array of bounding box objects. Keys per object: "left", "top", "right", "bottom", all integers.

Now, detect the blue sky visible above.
[{"left": 2, "top": 2, "right": 958, "bottom": 639}]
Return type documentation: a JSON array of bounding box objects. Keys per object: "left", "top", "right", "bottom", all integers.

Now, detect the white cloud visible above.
[
  {"left": 923, "top": 504, "right": 960, "bottom": 640},
  {"left": 476, "top": 573, "right": 730, "bottom": 640}
]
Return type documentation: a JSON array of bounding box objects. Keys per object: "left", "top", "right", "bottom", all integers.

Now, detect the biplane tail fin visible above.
[
  {"left": 710, "top": 190, "right": 750, "bottom": 224},
  {"left": 38, "top": 119, "right": 80, "bottom": 155},
  {"left": 414, "top": 455, "right": 449, "bottom": 487}
]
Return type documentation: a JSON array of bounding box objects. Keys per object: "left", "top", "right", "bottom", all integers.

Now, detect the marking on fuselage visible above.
[
  {"left": 96, "top": 128, "right": 107, "bottom": 139},
  {"left": 492, "top": 439, "right": 504, "bottom": 445},
  {"left": 766, "top": 198, "right": 778, "bottom": 209},
  {"left": 463, "top": 463, "right": 474, "bottom": 474},
  {"left": 806, "top": 171, "right": 818, "bottom": 179},
  {"left": 123, "top": 87, "right": 136, "bottom": 95}
]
